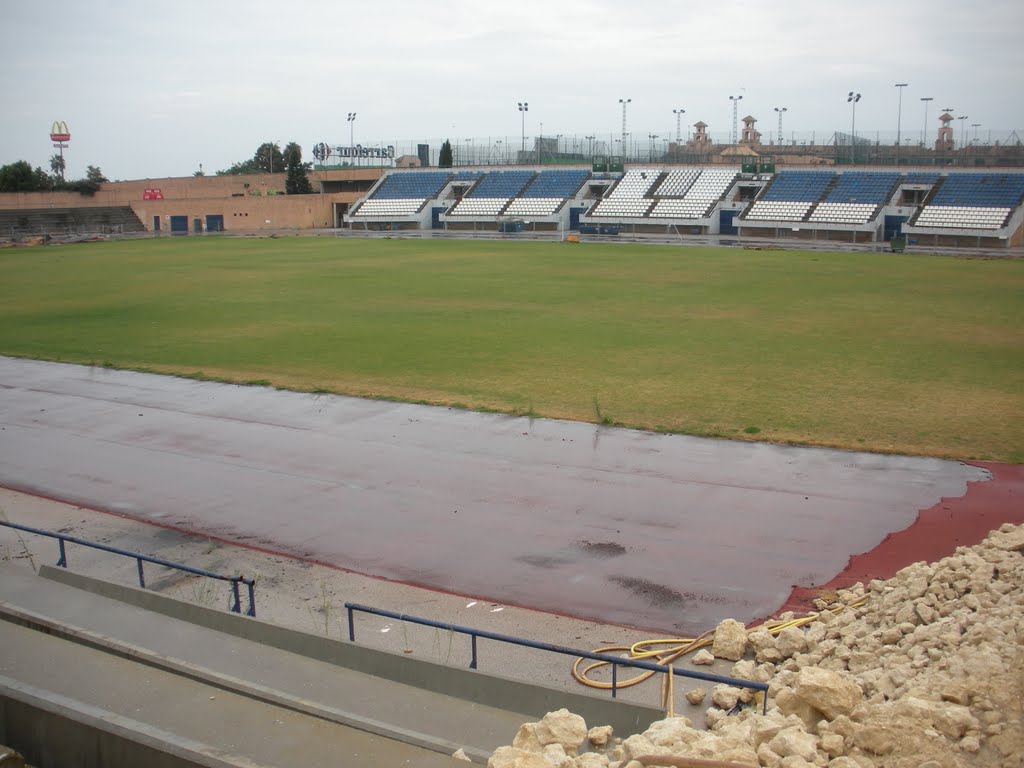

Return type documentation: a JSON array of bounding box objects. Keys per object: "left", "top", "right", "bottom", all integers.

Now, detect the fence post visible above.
[
  {"left": 611, "top": 662, "right": 618, "bottom": 699},
  {"left": 230, "top": 580, "right": 241, "bottom": 613},
  {"left": 136, "top": 558, "right": 146, "bottom": 588},
  {"left": 470, "top": 634, "right": 478, "bottom": 670},
  {"left": 347, "top": 606, "right": 355, "bottom": 641},
  {"left": 246, "top": 581, "right": 256, "bottom": 617},
  {"left": 57, "top": 538, "right": 67, "bottom": 568}
]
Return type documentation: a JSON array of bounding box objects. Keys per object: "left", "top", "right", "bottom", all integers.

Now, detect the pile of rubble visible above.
[{"left": 481, "top": 523, "right": 1024, "bottom": 768}]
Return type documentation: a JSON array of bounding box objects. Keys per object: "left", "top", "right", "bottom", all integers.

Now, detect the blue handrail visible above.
[
  {"left": 0, "top": 520, "right": 256, "bottom": 616},
  {"left": 344, "top": 602, "right": 769, "bottom": 713}
]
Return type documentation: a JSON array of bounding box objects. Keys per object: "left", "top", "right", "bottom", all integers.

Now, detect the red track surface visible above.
[{"left": 780, "top": 461, "right": 1023, "bottom": 615}]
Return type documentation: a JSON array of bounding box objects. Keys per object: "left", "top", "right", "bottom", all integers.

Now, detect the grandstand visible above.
[
  {"left": 0, "top": 206, "right": 145, "bottom": 237},
  {"left": 4, "top": 163, "right": 1013, "bottom": 248},
  {"left": 340, "top": 165, "right": 1024, "bottom": 246},
  {"left": 908, "top": 173, "right": 1024, "bottom": 230}
]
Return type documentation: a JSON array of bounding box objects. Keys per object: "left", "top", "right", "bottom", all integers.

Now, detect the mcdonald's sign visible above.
[{"left": 50, "top": 121, "right": 71, "bottom": 143}]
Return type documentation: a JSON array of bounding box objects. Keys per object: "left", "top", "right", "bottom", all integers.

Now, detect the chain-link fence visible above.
[{"left": 312, "top": 128, "right": 1023, "bottom": 170}]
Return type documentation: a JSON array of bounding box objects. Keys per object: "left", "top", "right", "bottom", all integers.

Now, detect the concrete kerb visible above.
[
  {"left": 37, "top": 566, "right": 663, "bottom": 736},
  {"left": 0, "top": 675, "right": 268, "bottom": 768}
]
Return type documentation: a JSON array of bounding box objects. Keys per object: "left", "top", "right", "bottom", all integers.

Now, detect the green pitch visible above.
[{"left": 1, "top": 237, "right": 1021, "bottom": 462}]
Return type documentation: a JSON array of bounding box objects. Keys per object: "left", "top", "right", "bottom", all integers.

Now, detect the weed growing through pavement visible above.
[
  {"left": 184, "top": 577, "right": 219, "bottom": 609},
  {"left": 0, "top": 504, "right": 37, "bottom": 572},
  {"left": 305, "top": 580, "right": 333, "bottom": 637}
]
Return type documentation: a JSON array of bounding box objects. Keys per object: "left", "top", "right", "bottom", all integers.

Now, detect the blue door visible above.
[
  {"left": 719, "top": 210, "right": 738, "bottom": 235},
  {"left": 569, "top": 207, "right": 585, "bottom": 231},
  {"left": 170, "top": 216, "right": 188, "bottom": 235},
  {"left": 206, "top": 214, "right": 224, "bottom": 232},
  {"left": 431, "top": 207, "right": 446, "bottom": 229},
  {"left": 153, "top": 216, "right": 160, "bottom": 232},
  {"left": 883, "top": 215, "right": 907, "bottom": 241}
]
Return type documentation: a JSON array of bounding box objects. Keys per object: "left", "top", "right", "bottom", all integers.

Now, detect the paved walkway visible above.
[{"left": 0, "top": 356, "right": 989, "bottom": 632}]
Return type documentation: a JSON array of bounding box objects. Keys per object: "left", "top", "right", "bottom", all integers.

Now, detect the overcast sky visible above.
[{"left": 3, "top": 0, "right": 1022, "bottom": 180}]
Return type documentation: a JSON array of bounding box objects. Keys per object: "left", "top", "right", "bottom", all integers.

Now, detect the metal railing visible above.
[
  {"left": 345, "top": 602, "right": 769, "bottom": 713},
  {"left": 0, "top": 521, "right": 256, "bottom": 616}
]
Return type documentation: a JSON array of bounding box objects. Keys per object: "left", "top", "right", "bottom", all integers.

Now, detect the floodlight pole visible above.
[
  {"left": 672, "top": 108, "right": 685, "bottom": 144},
  {"left": 729, "top": 95, "right": 743, "bottom": 145},
  {"left": 585, "top": 135, "right": 595, "bottom": 158},
  {"left": 517, "top": 102, "right": 529, "bottom": 158},
  {"left": 847, "top": 92, "right": 861, "bottom": 164},
  {"left": 920, "top": 97, "right": 933, "bottom": 147},
  {"left": 347, "top": 112, "right": 357, "bottom": 166},
  {"left": 773, "top": 107, "right": 787, "bottom": 146},
  {"left": 619, "top": 98, "right": 631, "bottom": 159},
  {"left": 971, "top": 123, "right": 981, "bottom": 145},
  {"left": 894, "top": 83, "right": 908, "bottom": 166},
  {"left": 957, "top": 115, "right": 968, "bottom": 152}
]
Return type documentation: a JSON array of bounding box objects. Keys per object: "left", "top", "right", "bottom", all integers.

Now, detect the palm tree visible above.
[{"left": 49, "top": 153, "right": 66, "bottom": 181}]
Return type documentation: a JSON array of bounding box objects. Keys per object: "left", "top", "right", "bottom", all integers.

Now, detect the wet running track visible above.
[{"left": 0, "top": 357, "right": 990, "bottom": 632}]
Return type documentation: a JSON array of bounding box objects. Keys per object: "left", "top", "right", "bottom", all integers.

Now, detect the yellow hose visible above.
[{"left": 572, "top": 598, "right": 866, "bottom": 692}]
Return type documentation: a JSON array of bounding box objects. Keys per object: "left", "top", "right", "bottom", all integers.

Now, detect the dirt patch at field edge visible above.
[{"left": 778, "top": 460, "right": 1024, "bottom": 615}]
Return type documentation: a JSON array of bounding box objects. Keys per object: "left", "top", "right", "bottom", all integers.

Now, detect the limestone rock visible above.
[
  {"left": 892, "top": 696, "right": 978, "bottom": 739},
  {"left": 452, "top": 747, "right": 472, "bottom": 761},
  {"left": 794, "top": 666, "right": 863, "bottom": 720},
  {"left": 776, "top": 685, "right": 826, "bottom": 729},
  {"left": 513, "top": 723, "right": 545, "bottom": 753},
  {"left": 777, "top": 757, "right": 815, "bottom": 768},
  {"left": 692, "top": 648, "right": 715, "bottom": 665},
  {"left": 571, "top": 754, "right": 609, "bottom": 768},
  {"left": 825, "top": 758, "right": 865, "bottom": 768},
  {"left": 534, "top": 709, "right": 588, "bottom": 753},
  {"left": 712, "top": 618, "right": 748, "bottom": 661},
  {"left": 776, "top": 626, "right": 808, "bottom": 658},
  {"left": 685, "top": 687, "right": 706, "bottom": 705},
  {"left": 488, "top": 746, "right": 552, "bottom": 768},
  {"left": 711, "top": 684, "right": 741, "bottom": 710},
  {"left": 767, "top": 726, "right": 819, "bottom": 762},
  {"left": 587, "top": 725, "right": 613, "bottom": 748},
  {"left": 642, "top": 715, "right": 698, "bottom": 748},
  {"left": 852, "top": 721, "right": 899, "bottom": 755},
  {"left": 820, "top": 732, "right": 844, "bottom": 757},
  {"left": 618, "top": 734, "right": 657, "bottom": 762},
  {"left": 542, "top": 744, "right": 573, "bottom": 768}
]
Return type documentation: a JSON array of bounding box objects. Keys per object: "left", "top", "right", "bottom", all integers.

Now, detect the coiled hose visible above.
[{"left": 572, "top": 598, "right": 866, "bottom": 693}]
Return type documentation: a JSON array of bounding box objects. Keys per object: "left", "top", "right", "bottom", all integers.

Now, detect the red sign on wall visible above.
[{"left": 143, "top": 189, "right": 164, "bottom": 200}]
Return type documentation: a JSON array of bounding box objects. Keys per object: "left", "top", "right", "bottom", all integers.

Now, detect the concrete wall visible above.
[
  {"left": 39, "top": 566, "right": 662, "bottom": 737},
  {"left": 0, "top": 168, "right": 385, "bottom": 232},
  {"left": 0, "top": 678, "right": 242, "bottom": 768}
]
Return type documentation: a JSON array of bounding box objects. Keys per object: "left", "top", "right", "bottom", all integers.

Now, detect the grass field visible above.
[{"left": 1, "top": 236, "right": 1021, "bottom": 462}]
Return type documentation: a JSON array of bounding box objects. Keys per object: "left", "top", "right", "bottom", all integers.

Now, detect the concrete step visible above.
[
  {"left": 0, "top": 619, "right": 461, "bottom": 768},
  {"left": 0, "top": 565, "right": 660, "bottom": 766}
]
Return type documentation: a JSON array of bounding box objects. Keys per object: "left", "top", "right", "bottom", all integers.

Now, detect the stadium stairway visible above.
[
  {"left": 0, "top": 206, "right": 146, "bottom": 237},
  {"left": 0, "top": 565, "right": 659, "bottom": 768}
]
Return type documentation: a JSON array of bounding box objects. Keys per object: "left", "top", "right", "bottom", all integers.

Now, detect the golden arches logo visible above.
[{"left": 50, "top": 121, "right": 70, "bottom": 141}]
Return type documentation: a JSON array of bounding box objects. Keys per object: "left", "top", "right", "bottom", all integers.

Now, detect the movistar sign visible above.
[{"left": 313, "top": 142, "right": 394, "bottom": 161}]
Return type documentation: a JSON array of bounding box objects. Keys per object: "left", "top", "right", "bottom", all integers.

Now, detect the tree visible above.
[
  {"left": 283, "top": 143, "right": 313, "bottom": 195},
  {"left": 439, "top": 140, "right": 453, "bottom": 168},
  {"left": 0, "top": 161, "right": 51, "bottom": 192},
  {"left": 217, "top": 158, "right": 261, "bottom": 175},
  {"left": 85, "top": 165, "right": 108, "bottom": 184},
  {"left": 254, "top": 142, "right": 285, "bottom": 174},
  {"left": 34, "top": 166, "right": 54, "bottom": 191},
  {"left": 50, "top": 153, "right": 66, "bottom": 181}
]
